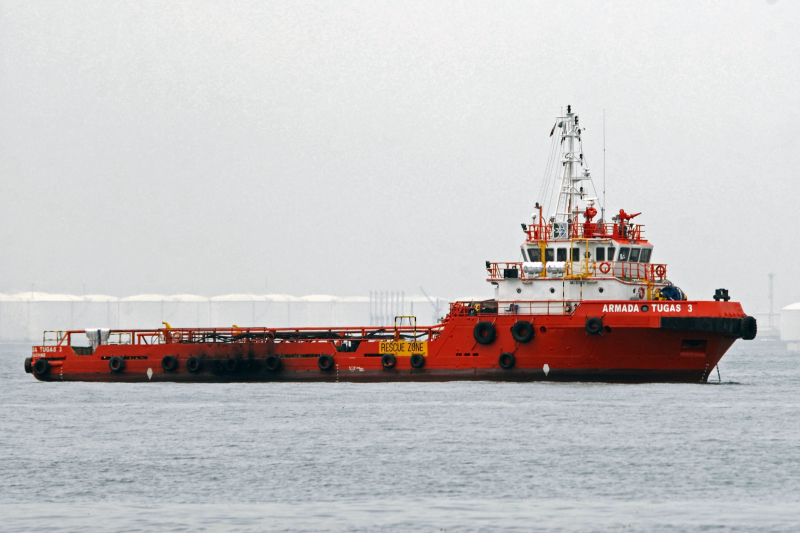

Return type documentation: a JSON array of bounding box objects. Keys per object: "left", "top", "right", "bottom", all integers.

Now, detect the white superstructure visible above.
[{"left": 487, "top": 105, "right": 680, "bottom": 304}]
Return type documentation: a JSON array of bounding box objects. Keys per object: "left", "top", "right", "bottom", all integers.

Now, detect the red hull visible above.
[{"left": 27, "top": 301, "right": 749, "bottom": 384}]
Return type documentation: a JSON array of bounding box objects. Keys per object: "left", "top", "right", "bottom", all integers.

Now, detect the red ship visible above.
[{"left": 25, "top": 106, "right": 756, "bottom": 383}]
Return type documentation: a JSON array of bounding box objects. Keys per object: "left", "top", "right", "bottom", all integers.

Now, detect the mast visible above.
[
  {"left": 768, "top": 273, "right": 774, "bottom": 328},
  {"left": 553, "top": 105, "right": 591, "bottom": 224},
  {"left": 602, "top": 108, "right": 606, "bottom": 222}
]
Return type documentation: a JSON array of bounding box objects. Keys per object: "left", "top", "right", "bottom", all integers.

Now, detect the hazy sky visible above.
[{"left": 1, "top": 1, "right": 798, "bottom": 313}]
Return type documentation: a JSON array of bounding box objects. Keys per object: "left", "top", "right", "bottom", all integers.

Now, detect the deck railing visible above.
[
  {"left": 449, "top": 300, "right": 581, "bottom": 317},
  {"left": 41, "top": 324, "right": 445, "bottom": 347},
  {"left": 524, "top": 222, "right": 644, "bottom": 241},
  {"left": 487, "top": 261, "right": 667, "bottom": 282}
]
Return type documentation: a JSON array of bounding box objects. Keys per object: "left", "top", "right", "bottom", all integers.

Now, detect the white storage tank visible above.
[{"left": 780, "top": 303, "right": 800, "bottom": 342}]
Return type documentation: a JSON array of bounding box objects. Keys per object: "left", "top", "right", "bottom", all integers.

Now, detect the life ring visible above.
[
  {"left": 32, "top": 358, "right": 50, "bottom": 377},
  {"left": 381, "top": 354, "right": 396, "bottom": 369},
  {"left": 585, "top": 317, "right": 603, "bottom": 335},
  {"left": 161, "top": 355, "right": 178, "bottom": 372},
  {"left": 599, "top": 261, "right": 611, "bottom": 274},
  {"left": 638, "top": 287, "right": 646, "bottom": 299},
  {"left": 655, "top": 265, "right": 666, "bottom": 279},
  {"left": 473, "top": 321, "right": 497, "bottom": 344},
  {"left": 186, "top": 356, "right": 203, "bottom": 373},
  {"left": 499, "top": 352, "right": 515, "bottom": 370},
  {"left": 410, "top": 353, "right": 425, "bottom": 369},
  {"left": 265, "top": 355, "right": 282, "bottom": 372},
  {"left": 318, "top": 354, "right": 335, "bottom": 371},
  {"left": 169, "top": 330, "right": 183, "bottom": 343},
  {"left": 109, "top": 356, "right": 125, "bottom": 373},
  {"left": 511, "top": 321, "right": 535, "bottom": 343}
]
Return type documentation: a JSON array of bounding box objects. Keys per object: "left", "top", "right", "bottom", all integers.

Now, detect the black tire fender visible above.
[
  {"left": 109, "top": 356, "right": 125, "bottom": 373},
  {"left": 511, "top": 321, "right": 535, "bottom": 343},
  {"left": 410, "top": 353, "right": 425, "bottom": 369},
  {"left": 499, "top": 352, "right": 515, "bottom": 369},
  {"left": 473, "top": 321, "right": 497, "bottom": 345},
  {"left": 161, "top": 355, "right": 178, "bottom": 372},
  {"left": 585, "top": 317, "right": 603, "bottom": 335},
  {"left": 24, "top": 357, "right": 33, "bottom": 374},
  {"left": 225, "top": 358, "right": 239, "bottom": 372},
  {"left": 32, "top": 358, "right": 50, "bottom": 377},
  {"left": 265, "top": 355, "right": 282, "bottom": 372},
  {"left": 741, "top": 316, "right": 758, "bottom": 340},
  {"left": 318, "top": 354, "right": 335, "bottom": 371},
  {"left": 186, "top": 356, "right": 203, "bottom": 373},
  {"left": 381, "top": 354, "right": 396, "bottom": 370}
]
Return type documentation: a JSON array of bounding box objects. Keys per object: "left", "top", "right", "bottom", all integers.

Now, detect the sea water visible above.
[{"left": 1, "top": 343, "right": 798, "bottom": 532}]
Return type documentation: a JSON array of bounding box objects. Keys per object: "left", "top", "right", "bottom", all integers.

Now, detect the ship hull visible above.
[
  {"left": 36, "top": 368, "right": 711, "bottom": 383},
  {"left": 28, "top": 301, "right": 748, "bottom": 384}
]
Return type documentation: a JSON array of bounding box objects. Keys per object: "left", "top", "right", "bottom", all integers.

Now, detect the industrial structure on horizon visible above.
[{"left": 0, "top": 291, "right": 457, "bottom": 342}]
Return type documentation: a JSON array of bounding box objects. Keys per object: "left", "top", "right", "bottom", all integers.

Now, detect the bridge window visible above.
[
  {"left": 640, "top": 248, "right": 652, "bottom": 263},
  {"left": 557, "top": 248, "right": 567, "bottom": 261},
  {"left": 608, "top": 247, "right": 615, "bottom": 261},
  {"left": 629, "top": 248, "right": 640, "bottom": 262},
  {"left": 545, "top": 248, "right": 554, "bottom": 262},
  {"left": 571, "top": 248, "right": 580, "bottom": 261},
  {"left": 595, "top": 247, "right": 605, "bottom": 261},
  {"left": 618, "top": 247, "right": 630, "bottom": 261},
  {"left": 528, "top": 248, "right": 541, "bottom": 262}
]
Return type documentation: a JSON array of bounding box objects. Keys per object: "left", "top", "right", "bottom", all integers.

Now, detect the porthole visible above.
[
  {"left": 641, "top": 305, "right": 649, "bottom": 312},
  {"left": 549, "top": 287, "right": 555, "bottom": 293},
  {"left": 516, "top": 288, "right": 522, "bottom": 294},
  {"left": 540, "top": 326, "right": 547, "bottom": 333},
  {"left": 599, "top": 287, "right": 604, "bottom": 293}
]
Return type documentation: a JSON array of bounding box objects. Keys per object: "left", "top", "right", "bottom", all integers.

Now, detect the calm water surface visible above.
[{"left": 1, "top": 343, "right": 798, "bottom": 532}]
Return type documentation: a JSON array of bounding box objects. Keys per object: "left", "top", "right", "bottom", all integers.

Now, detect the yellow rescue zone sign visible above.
[{"left": 378, "top": 340, "right": 428, "bottom": 357}]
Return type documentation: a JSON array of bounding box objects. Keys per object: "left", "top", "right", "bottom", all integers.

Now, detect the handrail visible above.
[
  {"left": 487, "top": 261, "right": 667, "bottom": 282},
  {"left": 42, "top": 330, "right": 67, "bottom": 346},
  {"left": 524, "top": 222, "right": 645, "bottom": 241},
  {"left": 449, "top": 300, "right": 581, "bottom": 317},
  {"left": 39, "top": 324, "right": 446, "bottom": 346}
]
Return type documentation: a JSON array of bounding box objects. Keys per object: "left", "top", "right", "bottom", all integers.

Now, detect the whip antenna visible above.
[{"left": 602, "top": 108, "right": 606, "bottom": 221}]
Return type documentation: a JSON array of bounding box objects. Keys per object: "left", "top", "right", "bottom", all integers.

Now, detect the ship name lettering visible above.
[
  {"left": 649, "top": 304, "right": 682, "bottom": 313},
  {"left": 34, "top": 346, "right": 57, "bottom": 353},
  {"left": 601, "top": 304, "right": 639, "bottom": 313}
]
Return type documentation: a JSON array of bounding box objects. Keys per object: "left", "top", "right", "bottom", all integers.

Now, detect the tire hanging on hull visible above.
[
  {"left": 318, "top": 354, "right": 335, "bottom": 371},
  {"left": 265, "top": 355, "right": 282, "bottom": 372},
  {"left": 473, "top": 322, "right": 497, "bottom": 344},
  {"left": 161, "top": 355, "right": 178, "bottom": 372},
  {"left": 186, "top": 356, "right": 203, "bottom": 373},
  {"left": 381, "top": 354, "right": 396, "bottom": 370},
  {"left": 499, "top": 352, "right": 515, "bottom": 369},
  {"left": 109, "top": 356, "right": 125, "bottom": 373},
  {"left": 511, "top": 321, "right": 535, "bottom": 343},
  {"left": 33, "top": 358, "right": 50, "bottom": 377},
  {"left": 585, "top": 317, "right": 603, "bottom": 335}
]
